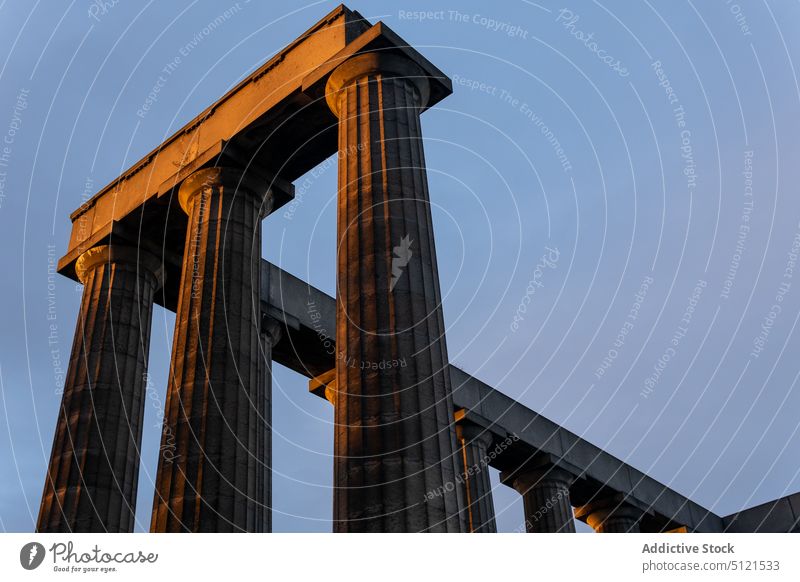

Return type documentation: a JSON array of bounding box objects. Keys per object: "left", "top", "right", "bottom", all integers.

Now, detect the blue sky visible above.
[{"left": 1, "top": 0, "right": 800, "bottom": 532}]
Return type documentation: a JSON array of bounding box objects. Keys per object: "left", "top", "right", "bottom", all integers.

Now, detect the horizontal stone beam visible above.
[
  {"left": 449, "top": 368, "right": 724, "bottom": 533},
  {"left": 260, "top": 261, "right": 337, "bottom": 379},
  {"left": 723, "top": 493, "right": 800, "bottom": 532},
  {"left": 258, "top": 259, "right": 730, "bottom": 532}
]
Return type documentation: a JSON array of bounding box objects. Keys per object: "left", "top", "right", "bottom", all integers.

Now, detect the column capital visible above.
[
  {"left": 178, "top": 166, "right": 275, "bottom": 218},
  {"left": 501, "top": 461, "right": 576, "bottom": 494},
  {"left": 308, "top": 368, "right": 336, "bottom": 405},
  {"left": 75, "top": 244, "right": 164, "bottom": 288},
  {"left": 324, "top": 52, "right": 431, "bottom": 118},
  {"left": 455, "top": 420, "right": 494, "bottom": 451},
  {"left": 260, "top": 315, "right": 284, "bottom": 345},
  {"left": 501, "top": 461, "right": 576, "bottom": 533},
  {"left": 574, "top": 494, "right": 645, "bottom": 533}
]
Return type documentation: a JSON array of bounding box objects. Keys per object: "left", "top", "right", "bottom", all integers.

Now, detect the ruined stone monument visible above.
[{"left": 37, "top": 6, "right": 799, "bottom": 533}]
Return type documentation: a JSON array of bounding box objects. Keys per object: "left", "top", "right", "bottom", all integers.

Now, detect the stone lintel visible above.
[
  {"left": 499, "top": 453, "right": 582, "bottom": 490},
  {"left": 58, "top": 146, "right": 293, "bottom": 281},
  {"left": 453, "top": 408, "right": 506, "bottom": 435}
]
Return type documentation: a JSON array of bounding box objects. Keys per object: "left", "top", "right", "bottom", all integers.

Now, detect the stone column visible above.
[
  {"left": 150, "top": 167, "right": 272, "bottom": 532},
  {"left": 504, "top": 465, "right": 576, "bottom": 533},
  {"left": 456, "top": 423, "right": 497, "bottom": 532},
  {"left": 325, "top": 52, "right": 465, "bottom": 532},
  {"left": 576, "top": 496, "right": 642, "bottom": 533},
  {"left": 37, "top": 245, "right": 163, "bottom": 532},
  {"left": 255, "top": 317, "right": 282, "bottom": 533}
]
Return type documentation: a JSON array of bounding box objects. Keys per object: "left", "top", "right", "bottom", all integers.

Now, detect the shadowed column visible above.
[
  {"left": 503, "top": 465, "right": 576, "bottom": 533},
  {"left": 256, "top": 317, "right": 282, "bottom": 533},
  {"left": 151, "top": 167, "right": 272, "bottom": 532},
  {"left": 37, "top": 245, "right": 163, "bottom": 532},
  {"left": 325, "top": 52, "right": 465, "bottom": 532},
  {"left": 457, "top": 422, "right": 497, "bottom": 532}
]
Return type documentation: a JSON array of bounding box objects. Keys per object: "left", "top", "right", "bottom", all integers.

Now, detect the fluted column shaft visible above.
[
  {"left": 38, "top": 245, "right": 162, "bottom": 532},
  {"left": 151, "top": 167, "right": 272, "bottom": 532},
  {"left": 256, "top": 318, "right": 282, "bottom": 533},
  {"left": 326, "top": 53, "right": 465, "bottom": 532},
  {"left": 511, "top": 466, "right": 576, "bottom": 533},
  {"left": 457, "top": 423, "right": 497, "bottom": 532}
]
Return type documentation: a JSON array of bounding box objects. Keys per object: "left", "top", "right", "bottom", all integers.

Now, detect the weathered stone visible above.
[
  {"left": 38, "top": 245, "right": 162, "bottom": 532},
  {"left": 150, "top": 167, "right": 272, "bottom": 532},
  {"left": 256, "top": 318, "right": 282, "bottom": 533},
  {"left": 457, "top": 422, "right": 497, "bottom": 532},
  {"left": 503, "top": 465, "right": 576, "bottom": 533},
  {"left": 326, "top": 52, "right": 465, "bottom": 532}
]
